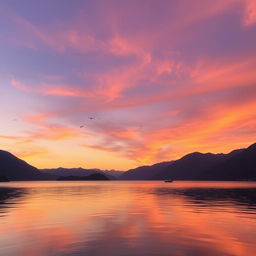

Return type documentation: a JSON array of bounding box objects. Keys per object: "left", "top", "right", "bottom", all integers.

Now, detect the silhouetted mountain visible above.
[
  {"left": 102, "top": 170, "right": 123, "bottom": 178},
  {"left": 199, "top": 143, "right": 256, "bottom": 180},
  {"left": 41, "top": 167, "right": 99, "bottom": 177},
  {"left": 58, "top": 173, "right": 110, "bottom": 181},
  {"left": 41, "top": 167, "right": 121, "bottom": 180},
  {"left": 1, "top": 142, "right": 255, "bottom": 181},
  {"left": 121, "top": 142, "right": 256, "bottom": 180},
  {"left": 155, "top": 152, "right": 227, "bottom": 180},
  {"left": 0, "top": 150, "right": 53, "bottom": 181},
  {"left": 121, "top": 161, "right": 173, "bottom": 180}
]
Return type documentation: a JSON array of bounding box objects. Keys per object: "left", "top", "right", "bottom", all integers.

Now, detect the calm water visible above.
[{"left": 0, "top": 181, "right": 256, "bottom": 256}]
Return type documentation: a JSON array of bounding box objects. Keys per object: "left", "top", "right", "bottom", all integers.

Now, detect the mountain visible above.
[
  {"left": 154, "top": 152, "right": 228, "bottom": 180},
  {"left": 121, "top": 142, "right": 256, "bottom": 181},
  {"left": 0, "top": 150, "right": 53, "bottom": 181},
  {"left": 41, "top": 168, "right": 121, "bottom": 179},
  {"left": 41, "top": 167, "right": 99, "bottom": 177},
  {"left": 58, "top": 173, "right": 110, "bottom": 181},
  {"left": 1, "top": 142, "right": 255, "bottom": 181},
  {"left": 102, "top": 170, "right": 123, "bottom": 178},
  {"left": 199, "top": 143, "right": 256, "bottom": 180},
  {"left": 121, "top": 161, "right": 173, "bottom": 180}
]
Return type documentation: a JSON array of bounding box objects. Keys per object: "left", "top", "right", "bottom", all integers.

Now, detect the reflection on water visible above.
[
  {"left": 0, "top": 187, "right": 27, "bottom": 217},
  {"left": 0, "top": 181, "right": 255, "bottom": 256},
  {"left": 152, "top": 187, "right": 256, "bottom": 214}
]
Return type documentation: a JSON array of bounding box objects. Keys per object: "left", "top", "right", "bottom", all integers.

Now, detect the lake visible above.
[{"left": 0, "top": 181, "right": 256, "bottom": 256}]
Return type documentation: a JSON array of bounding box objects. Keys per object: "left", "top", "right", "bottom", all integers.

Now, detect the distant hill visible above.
[
  {"left": 41, "top": 168, "right": 122, "bottom": 179},
  {"left": 121, "top": 142, "right": 256, "bottom": 181},
  {"left": 58, "top": 173, "right": 110, "bottom": 181},
  {"left": 41, "top": 167, "right": 99, "bottom": 177},
  {"left": 0, "top": 149, "right": 119, "bottom": 181},
  {"left": 0, "top": 150, "right": 53, "bottom": 181},
  {"left": 102, "top": 170, "right": 123, "bottom": 178},
  {"left": 121, "top": 161, "right": 173, "bottom": 180}
]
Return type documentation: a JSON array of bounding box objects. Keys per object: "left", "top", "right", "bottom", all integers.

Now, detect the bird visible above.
[
  {"left": 80, "top": 125, "right": 84, "bottom": 128},
  {"left": 88, "top": 117, "right": 94, "bottom": 120}
]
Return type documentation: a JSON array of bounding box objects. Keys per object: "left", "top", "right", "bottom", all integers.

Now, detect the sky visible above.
[{"left": 0, "top": 0, "right": 255, "bottom": 170}]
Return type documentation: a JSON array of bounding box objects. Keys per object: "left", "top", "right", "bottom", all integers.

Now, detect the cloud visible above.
[
  {"left": 23, "top": 113, "right": 84, "bottom": 142},
  {"left": 1, "top": 0, "right": 256, "bottom": 169},
  {"left": 14, "top": 147, "right": 49, "bottom": 159},
  {"left": 244, "top": 0, "right": 256, "bottom": 26}
]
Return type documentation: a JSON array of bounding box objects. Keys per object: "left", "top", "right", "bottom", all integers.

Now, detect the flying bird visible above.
[
  {"left": 80, "top": 125, "right": 84, "bottom": 128},
  {"left": 88, "top": 117, "right": 94, "bottom": 120}
]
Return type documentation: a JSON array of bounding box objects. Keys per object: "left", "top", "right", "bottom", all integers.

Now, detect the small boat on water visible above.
[
  {"left": 164, "top": 179, "right": 173, "bottom": 183},
  {"left": 0, "top": 176, "right": 10, "bottom": 182}
]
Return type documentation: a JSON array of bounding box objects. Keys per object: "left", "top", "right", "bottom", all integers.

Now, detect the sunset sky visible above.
[{"left": 0, "top": 0, "right": 255, "bottom": 170}]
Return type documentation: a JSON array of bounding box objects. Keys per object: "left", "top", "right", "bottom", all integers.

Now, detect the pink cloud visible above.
[
  {"left": 1, "top": 0, "right": 256, "bottom": 169},
  {"left": 244, "top": 0, "right": 256, "bottom": 26}
]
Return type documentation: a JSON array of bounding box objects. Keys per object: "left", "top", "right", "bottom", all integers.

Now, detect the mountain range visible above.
[
  {"left": 58, "top": 173, "right": 110, "bottom": 181},
  {"left": 41, "top": 167, "right": 122, "bottom": 179},
  {"left": 121, "top": 143, "right": 256, "bottom": 180},
  {"left": 0, "top": 150, "right": 52, "bottom": 180},
  {"left": 0, "top": 142, "right": 255, "bottom": 181}
]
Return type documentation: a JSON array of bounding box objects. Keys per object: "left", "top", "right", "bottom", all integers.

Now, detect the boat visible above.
[
  {"left": 0, "top": 176, "right": 10, "bottom": 182},
  {"left": 164, "top": 179, "right": 173, "bottom": 183}
]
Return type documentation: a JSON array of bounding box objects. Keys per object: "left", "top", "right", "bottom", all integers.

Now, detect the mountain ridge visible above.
[
  {"left": 0, "top": 150, "right": 52, "bottom": 180},
  {"left": 41, "top": 167, "right": 122, "bottom": 179},
  {"left": 1, "top": 142, "right": 255, "bottom": 181},
  {"left": 121, "top": 142, "right": 256, "bottom": 181}
]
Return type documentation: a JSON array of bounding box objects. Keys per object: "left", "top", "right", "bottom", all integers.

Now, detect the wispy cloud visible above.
[{"left": 1, "top": 0, "right": 255, "bottom": 169}]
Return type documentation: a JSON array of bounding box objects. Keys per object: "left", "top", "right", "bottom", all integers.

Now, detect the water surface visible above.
[{"left": 0, "top": 181, "right": 256, "bottom": 256}]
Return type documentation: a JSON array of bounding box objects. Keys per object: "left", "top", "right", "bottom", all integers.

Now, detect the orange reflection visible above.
[{"left": 0, "top": 181, "right": 256, "bottom": 256}]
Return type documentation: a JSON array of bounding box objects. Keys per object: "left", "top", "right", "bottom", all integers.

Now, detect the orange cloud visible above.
[
  {"left": 22, "top": 112, "right": 86, "bottom": 143},
  {"left": 43, "top": 86, "right": 82, "bottom": 97},
  {"left": 25, "top": 113, "right": 53, "bottom": 125},
  {"left": 15, "top": 147, "right": 49, "bottom": 159},
  {"left": 2, "top": 0, "right": 256, "bottom": 170},
  {"left": 0, "top": 135, "right": 21, "bottom": 140},
  {"left": 29, "top": 125, "right": 82, "bottom": 141}
]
